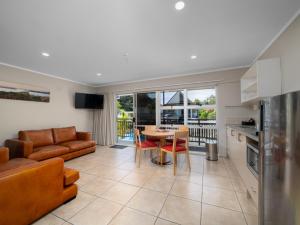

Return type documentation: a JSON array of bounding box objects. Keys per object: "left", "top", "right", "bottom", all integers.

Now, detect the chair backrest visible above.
[
  {"left": 171, "top": 130, "right": 189, "bottom": 151},
  {"left": 178, "top": 125, "right": 189, "bottom": 131},
  {"left": 144, "top": 125, "right": 156, "bottom": 131},
  {"left": 134, "top": 129, "right": 141, "bottom": 147}
]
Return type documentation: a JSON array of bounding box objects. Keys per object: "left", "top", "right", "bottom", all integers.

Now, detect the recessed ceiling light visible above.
[
  {"left": 191, "top": 55, "right": 197, "bottom": 60},
  {"left": 41, "top": 52, "right": 50, "bottom": 57},
  {"left": 175, "top": 1, "right": 185, "bottom": 11},
  {"left": 97, "top": 73, "right": 102, "bottom": 76}
]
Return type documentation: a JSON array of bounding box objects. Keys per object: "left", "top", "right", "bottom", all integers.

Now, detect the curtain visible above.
[{"left": 93, "top": 93, "right": 115, "bottom": 145}]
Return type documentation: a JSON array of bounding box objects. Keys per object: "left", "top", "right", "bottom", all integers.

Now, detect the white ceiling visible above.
[{"left": 0, "top": 0, "right": 299, "bottom": 86}]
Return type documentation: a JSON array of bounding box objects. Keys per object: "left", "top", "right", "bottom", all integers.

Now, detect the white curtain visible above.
[{"left": 93, "top": 93, "right": 115, "bottom": 145}]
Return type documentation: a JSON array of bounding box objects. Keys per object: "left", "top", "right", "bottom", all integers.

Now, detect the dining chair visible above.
[
  {"left": 166, "top": 125, "right": 189, "bottom": 145},
  {"left": 161, "top": 130, "right": 191, "bottom": 175},
  {"left": 134, "top": 129, "right": 158, "bottom": 167}
]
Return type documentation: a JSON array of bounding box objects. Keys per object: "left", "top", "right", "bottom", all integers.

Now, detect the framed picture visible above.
[{"left": 0, "top": 81, "right": 50, "bottom": 103}]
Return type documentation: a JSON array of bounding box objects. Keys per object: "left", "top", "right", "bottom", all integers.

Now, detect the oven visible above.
[{"left": 247, "top": 143, "right": 259, "bottom": 177}]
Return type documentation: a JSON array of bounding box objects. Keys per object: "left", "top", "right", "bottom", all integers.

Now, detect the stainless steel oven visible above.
[{"left": 247, "top": 143, "right": 259, "bottom": 177}]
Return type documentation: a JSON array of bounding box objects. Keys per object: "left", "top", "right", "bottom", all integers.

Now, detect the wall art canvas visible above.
[{"left": 0, "top": 81, "right": 50, "bottom": 102}]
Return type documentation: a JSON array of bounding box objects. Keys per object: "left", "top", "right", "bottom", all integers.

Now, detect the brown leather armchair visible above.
[
  {"left": 0, "top": 147, "right": 79, "bottom": 225},
  {"left": 5, "top": 126, "right": 96, "bottom": 161}
]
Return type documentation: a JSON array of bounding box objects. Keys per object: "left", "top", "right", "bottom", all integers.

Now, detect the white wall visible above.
[
  {"left": 260, "top": 15, "right": 300, "bottom": 94},
  {"left": 0, "top": 64, "right": 95, "bottom": 145},
  {"left": 97, "top": 68, "right": 254, "bottom": 156}
]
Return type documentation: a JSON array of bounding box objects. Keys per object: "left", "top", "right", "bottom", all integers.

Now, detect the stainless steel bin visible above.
[{"left": 206, "top": 140, "right": 218, "bottom": 161}]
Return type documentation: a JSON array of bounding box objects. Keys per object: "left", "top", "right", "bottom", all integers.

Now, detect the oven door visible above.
[{"left": 247, "top": 144, "right": 259, "bottom": 177}]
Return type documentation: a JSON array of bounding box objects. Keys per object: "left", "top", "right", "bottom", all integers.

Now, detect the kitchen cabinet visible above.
[
  {"left": 226, "top": 127, "right": 258, "bottom": 206},
  {"left": 241, "top": 58, "right": 282, "bottom": 104}
]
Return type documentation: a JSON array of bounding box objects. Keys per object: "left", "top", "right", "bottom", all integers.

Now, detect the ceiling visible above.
[{"left": 0, "top": 0, "right": 299, "bottom": 86}]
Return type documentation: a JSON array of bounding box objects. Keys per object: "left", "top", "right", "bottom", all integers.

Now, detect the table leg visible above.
[{"left": 151, "top": 138, "right": 171, "bottom": 165}]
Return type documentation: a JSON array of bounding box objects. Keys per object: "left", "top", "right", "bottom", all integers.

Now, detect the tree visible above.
[
  {"left": 194, "top": 98, "right": 201, "bottom": 106},
  {"left": 118, "top": 95, "right": 133, "bottom": 111}
]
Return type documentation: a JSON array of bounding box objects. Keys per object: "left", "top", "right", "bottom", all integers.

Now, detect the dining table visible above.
[{"left": 142, "top": 129, "right": 175, "bottom": 165}]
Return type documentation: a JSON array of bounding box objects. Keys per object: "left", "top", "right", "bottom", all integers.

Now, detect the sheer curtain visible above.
[{"left": 93, "top": 93, "right": 115, "bottom": 145}]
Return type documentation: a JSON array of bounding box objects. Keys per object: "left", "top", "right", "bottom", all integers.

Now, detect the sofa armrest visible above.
[
  {"left": 0, "top": 147, "right": 9, "bottom": 163},
  {"left": 76, "top": 132, "right": 92, "bottom": 141},
  {"left": 5, "top": 139, "right": 33, "bottom": 159},
  {"left": 0, "top": 158, "right": 65, "bottom": 225}
]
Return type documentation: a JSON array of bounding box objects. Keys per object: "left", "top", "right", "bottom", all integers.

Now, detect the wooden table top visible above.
[{"left": 142, "top": 129, "right": 174, "bottom": 137}]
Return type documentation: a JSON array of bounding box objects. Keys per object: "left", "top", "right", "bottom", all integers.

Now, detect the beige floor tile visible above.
[
  {"left": 159, "top": 195, "right": 202, "bottom": 225},
  {"left": 155, "top": 218, "right": 179, "bottom": 225},
  {"left": 244, "top": 213, "right": 258, "bottom": 225},
  {"left": 109, "top": 207, "right": 156, "bottom": 225},
  {"left": 120, "top": 171, "right": 152, "bottom": 186},
  {"left": 52, "top": 191, "right": 96, "bottom": 220},
  {"left": 101, "top": 182, "right": 140, "bottom": 204},
  {"left": 170, "top": 180, "right": 202, "bottom": 202},
  {"left": 76, "top": 172, "right": 98, "bottom": 187},
  {"left": 202, "top": 187, "right": 241, "bottom": 211},
  {"left": 32, "top": 214, "right": 65, "bottom": 225},
  {"left": 176, "top": 172, "right": 203, "bottom": 185},
  {"left": 201, "top": 204, "right": 246, "bottom": 225},
  {"left": 85, "top": 165, "right": 115, "bottom": 176},
  {"left": 80, "top": 178, "right": 116, "bottom": 196},
  {"left": 204, "top": 162, "right": 229, "bottom": 177},
  {"left": 236, "top": 193, "right": 258, "bottom": 215},
  {"left": 103, "top": 168, "right": 131, "bottom": 181},
  {"left": 231, "top": 178, "right": 247, "bottom": 193},
  {"left": 127, "top": 188, "right": 167, "bottom": 216},
  {"left": 203, "top": 175, "right": 234, "bottom": 190},
  {"left": 69, "top": 198, "right": 122, "bottom": 225},
  {"left": 143, "top": 176, "right": 175, "bottom": 193}
]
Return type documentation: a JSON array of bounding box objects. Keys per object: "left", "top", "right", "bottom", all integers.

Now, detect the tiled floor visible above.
[{"left": 33, "top": 146, "right": 258, "bottom": 225}]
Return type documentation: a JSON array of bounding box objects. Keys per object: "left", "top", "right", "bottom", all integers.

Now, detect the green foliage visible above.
[
  {"left": 117, "top": 95, "right": 133, "bottom": 111},
  {"left": 199, "top": 109, "right": 216, "bottom": 120},
  {"left": 191, "top": 95, "right": 216, "bottom": 106}
]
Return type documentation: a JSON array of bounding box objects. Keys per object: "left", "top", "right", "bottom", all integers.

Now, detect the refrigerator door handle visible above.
[{"left": 258, "top": 130, "right": 265, "bottom": 225}]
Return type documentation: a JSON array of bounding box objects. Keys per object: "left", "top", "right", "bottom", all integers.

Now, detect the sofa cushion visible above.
[
  {"left": 0, "top": 158, "right": 37, "bottom": 173},
  {"left": 28, "top": 145, "right": 69, "bottom": 161},
  {"left": 19, "top": 129, "right": 54, "bottom": 148},
  {"left": 53, "top": 127, "right": 77, "bottom": 144},
  {"left": 64, "top": 168, "right": 79, "bottom": 186},
  {"left": 60, "top": 140, "right": 96, "bottom": 152}
]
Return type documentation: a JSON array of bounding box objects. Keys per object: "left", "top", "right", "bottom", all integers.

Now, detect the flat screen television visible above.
[{"left": 75, "top": 93, "right": 104, "bottom": 109}]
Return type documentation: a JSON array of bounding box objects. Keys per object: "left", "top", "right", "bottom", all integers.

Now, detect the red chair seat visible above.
[
  {"left": 162, "top": 144, "right": 187, "bottom": 152},
  {"left": 140, "top": 140, "right": 157, "bottom": 148},
  {"left": 166, "top": 138, "right": 186, "bottom": 145}
]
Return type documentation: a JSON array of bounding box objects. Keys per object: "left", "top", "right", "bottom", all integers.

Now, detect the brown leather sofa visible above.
[
  {"left": 5, "top": 126, "right": 96, "bottom": 161},
  {"left": 0, "top": 147, "right": 79, "bottom": 225}
]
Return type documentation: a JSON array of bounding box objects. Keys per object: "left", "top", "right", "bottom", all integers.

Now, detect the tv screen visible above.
[{"left": 75, "top": 93, "right": 104, "bottom": 109}]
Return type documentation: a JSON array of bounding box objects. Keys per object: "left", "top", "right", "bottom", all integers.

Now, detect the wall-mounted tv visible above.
[{"left": 75, "top": 93, "right": 104, "bottom": 109}]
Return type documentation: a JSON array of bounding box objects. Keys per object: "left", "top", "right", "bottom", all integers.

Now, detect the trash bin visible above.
[{"left": 206, "top": 139, "right": 218, "bottom": 161}]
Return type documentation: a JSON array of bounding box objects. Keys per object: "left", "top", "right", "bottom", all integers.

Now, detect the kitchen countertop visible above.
[{"left": 227, "top": 125, "right": 259, "bottom": 142}]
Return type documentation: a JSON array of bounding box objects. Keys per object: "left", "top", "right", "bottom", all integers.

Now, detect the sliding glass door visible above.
[
  {"left": 116, "top": 94, "right": 134, "bottom": 143},
  {"left": 115, "top": 88, "right": 216, "bottom": 149},
  {"left": 136, "top": 92, "right": 156, "bottom": 128}
]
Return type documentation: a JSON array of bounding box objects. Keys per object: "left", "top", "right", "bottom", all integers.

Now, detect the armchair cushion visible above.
[
  {"left": 19, "top": 129, "right": 54, "bottom": 148},
  {"left": 29, "top": 145, "right": 69, "bottom": 161},
  {"left": 60, "top": 140, "right": 96, "bottom": 152},
  {"left": 0, "top": 147, "right": 9, "bottom": 164},
  {"left": 53, "top": 126, "right": 77, "bottom": 144},
  {"left": 139, "top": 140, "right": 158, "bottom": 148}
]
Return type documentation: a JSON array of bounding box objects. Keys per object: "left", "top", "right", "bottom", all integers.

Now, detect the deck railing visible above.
[{"left": 117, "top": 119, "right": 217, "bottom": 144}]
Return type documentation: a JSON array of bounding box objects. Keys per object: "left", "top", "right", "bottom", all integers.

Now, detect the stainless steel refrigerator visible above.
[{"left": 259, "top": 91, "right": 300, "bottom": 225}]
